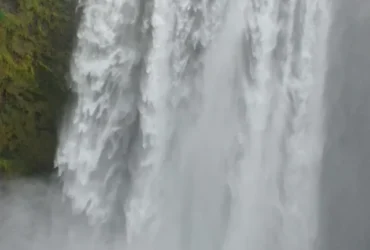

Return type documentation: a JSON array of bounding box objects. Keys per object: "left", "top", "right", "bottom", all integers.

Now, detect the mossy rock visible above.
[
  {"left": 0, "top": 0, "right": 76, "bottom": 177},
  {"left": 0, "top": 10, "right": 5, "bottom": 21}
]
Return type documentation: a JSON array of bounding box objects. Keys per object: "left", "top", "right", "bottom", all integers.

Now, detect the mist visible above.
[
  {"left": 0, "top": 178, "right": 126, "bottom": 250},
  {"left": 319, "top": 0, "right": 370, "bottom": 249}
]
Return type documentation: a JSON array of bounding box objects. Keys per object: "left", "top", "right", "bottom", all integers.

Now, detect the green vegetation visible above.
[{"left": 0, "top": 0, "right": 76, "bottom": 177}]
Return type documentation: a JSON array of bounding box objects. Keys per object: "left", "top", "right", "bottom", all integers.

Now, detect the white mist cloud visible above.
[{"left": 0, "top": 179, "right": 124, "bottom": 250}]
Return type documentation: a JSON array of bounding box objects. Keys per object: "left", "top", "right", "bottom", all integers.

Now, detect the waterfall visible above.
[{"left": 55, "top": 0, "right": 331, "bottom": 249}]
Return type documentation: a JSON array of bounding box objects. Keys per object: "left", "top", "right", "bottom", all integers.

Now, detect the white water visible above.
[{"left": 55, "top": 0, "right": 331, "bottom": 249}]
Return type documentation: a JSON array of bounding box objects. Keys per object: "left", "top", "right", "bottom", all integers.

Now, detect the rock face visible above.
[
  {"left": 0, "top": 0, "right": 76, "bottom": 176},
  {"left": 0, "top": 0, "right": 16, "bottom": 12}
]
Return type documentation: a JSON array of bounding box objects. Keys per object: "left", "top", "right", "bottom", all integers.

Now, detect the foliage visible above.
[{"left": 0, "top": 0, "right": 75, "bottom": 176}]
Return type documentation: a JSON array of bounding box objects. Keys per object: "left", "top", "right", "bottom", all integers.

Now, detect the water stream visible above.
[{"left": 0, "top": 0, "right": 334, "bottom": 249}]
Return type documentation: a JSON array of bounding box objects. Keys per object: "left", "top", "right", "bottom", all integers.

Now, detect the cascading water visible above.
[{"left": 55, "top": 0, "right": 331, "bottom": 249}]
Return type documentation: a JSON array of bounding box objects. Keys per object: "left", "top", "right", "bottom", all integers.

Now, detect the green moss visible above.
[{"left": 0, "top": 0, "right": 76, "bottom": 176}]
